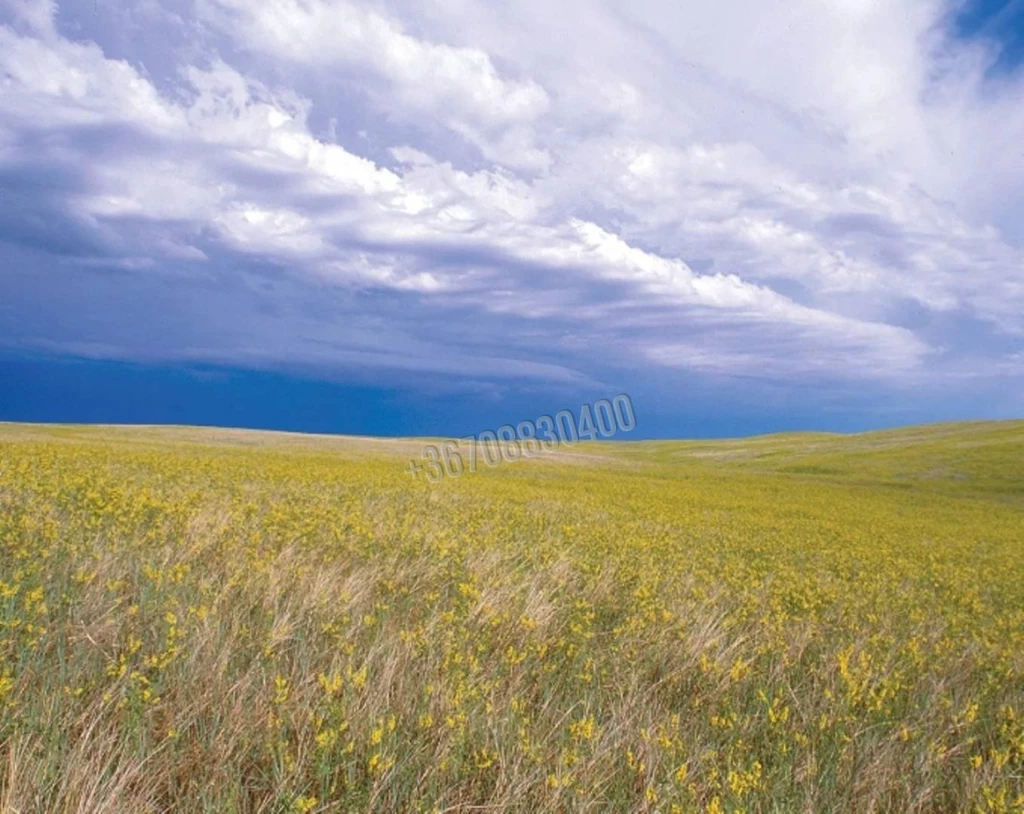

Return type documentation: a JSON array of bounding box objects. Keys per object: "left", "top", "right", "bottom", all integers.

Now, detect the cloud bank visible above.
[{"left": 1, "top": 0, "right": 1023, "bottom": 422}]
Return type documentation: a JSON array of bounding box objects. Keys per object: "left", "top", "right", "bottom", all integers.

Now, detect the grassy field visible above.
[{"left": 0, "top": 421, "right": 1022, "bottom": 812}]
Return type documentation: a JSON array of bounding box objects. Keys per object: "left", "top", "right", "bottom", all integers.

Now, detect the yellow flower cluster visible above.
[{"left": 0, "top": 420, "right": 1022, "bottom": 812}]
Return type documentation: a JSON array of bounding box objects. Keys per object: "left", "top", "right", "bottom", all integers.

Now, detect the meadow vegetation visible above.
[{"left": 0, "top": 421, "right": 1022, "bottom": 812}]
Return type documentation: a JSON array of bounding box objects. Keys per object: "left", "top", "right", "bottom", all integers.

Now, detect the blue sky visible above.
[{"left": 1, "top": 0, "right": 1022, "bottom": 438}]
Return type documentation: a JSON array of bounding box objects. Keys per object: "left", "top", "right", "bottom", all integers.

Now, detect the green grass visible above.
[{"left": 0, "top": 420, "right": 1022, "bottom": 812}]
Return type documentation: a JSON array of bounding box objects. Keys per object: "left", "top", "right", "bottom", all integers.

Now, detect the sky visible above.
[{"left": 0, "top": 0, "right": 1022, "bottom": 439}]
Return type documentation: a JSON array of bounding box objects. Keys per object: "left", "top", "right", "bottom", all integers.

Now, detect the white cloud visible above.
[
  {"left": 2, "top": 0, "right": 55, "bottom": 36},
  {"left": 203, "top": 0, "right": 551, "bottom": 171},
  {"left": 1, "top": 0, "right": 1023, "bottom": 411}
]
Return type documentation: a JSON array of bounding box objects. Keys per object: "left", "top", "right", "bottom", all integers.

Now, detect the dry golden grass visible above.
[{"left": 0, "top": 421, "right": 1022, "bottom": 812}]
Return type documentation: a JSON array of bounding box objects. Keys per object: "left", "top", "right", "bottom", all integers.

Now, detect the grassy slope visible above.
[{"left": 0, "top": 421, "right": 1022, "bottom": 812}]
